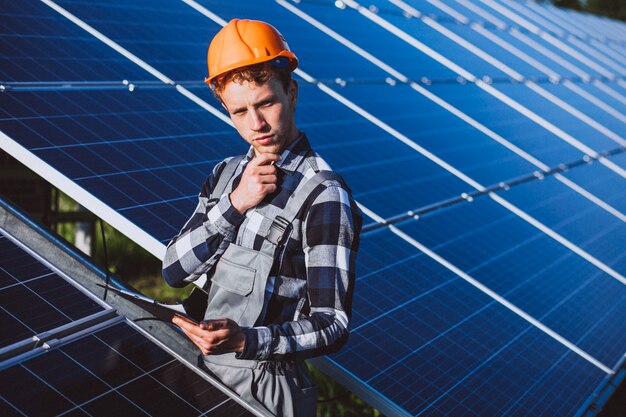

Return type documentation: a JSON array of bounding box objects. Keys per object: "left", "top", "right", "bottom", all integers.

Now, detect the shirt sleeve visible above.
[
  {"left": 162, "top": 159, "right": 246, "bottom": 288},
  {"left": 237, "top": 182, "right": 362, "bottom": 361}
]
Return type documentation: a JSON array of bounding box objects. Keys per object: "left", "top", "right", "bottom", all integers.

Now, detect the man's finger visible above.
[
  {"left": 259, "top": 175, "right": 277, "bottom": 184},
  {"left": 201, "top": 318, "right": 230, "bottom": 331},
  {"left": 173, "top": 317, "right": 206, "bottom": 337},
  {"left": 249, "top": 153, "right": 280, "bottom": 167},
  {"left": 179, "top": 325, "right": 216, "bottom": 353},
  {"left": 254, "top": 165, "right": 277, "bottom": 176}
]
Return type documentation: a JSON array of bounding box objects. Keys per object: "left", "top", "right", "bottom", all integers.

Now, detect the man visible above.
[{"left": 162, "top": 19, "right": 361, "bottom": 417}]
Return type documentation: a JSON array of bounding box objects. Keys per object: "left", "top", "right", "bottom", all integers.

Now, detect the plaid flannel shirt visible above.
[{"left": 163, "top": 134, "right": 362, "bottom": 361}]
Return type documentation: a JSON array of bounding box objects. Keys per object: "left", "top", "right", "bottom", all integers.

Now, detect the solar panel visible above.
[
  {"left": 1, "top": 321, "right": 255, "bottom": 417},
  {"left": 396, "top": 196, "right": 626, "bottom": 363},
  {"left": 498, "top": 175, "right": 626, "bottom": 271},
  {"left": 0, "top": 0, "right": 151, "bottom": 82},
  {"left": 328, "top": 226, "right": 610, "bottom": 417},
  {"left": 0, "top": 208, "right": 257, "bottom": 417},
  {"left": 0, "top": 232, "right": 106, "bottom": 347},
  {"left": 0, "top": 86, "right": 243, "bottom": 251},
  {"left": 475, "top": 1, "right": 613, "bottom": 77},
  {"left": 1, "top": 0, "right": 625, "bottom": 416}
]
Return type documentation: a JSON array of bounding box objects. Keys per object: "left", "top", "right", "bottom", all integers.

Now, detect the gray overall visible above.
[{"left": 201, "top": 155, "right": 343, "bottom": 417}]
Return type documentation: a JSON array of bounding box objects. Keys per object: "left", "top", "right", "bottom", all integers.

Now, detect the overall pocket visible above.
[{"left": 206, "top": 243, "right": 258, "bottom": 324}]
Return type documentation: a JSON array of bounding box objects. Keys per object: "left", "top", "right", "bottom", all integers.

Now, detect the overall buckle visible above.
[{"left": 266, "top": 216, "right": 291, "bottom": 246}]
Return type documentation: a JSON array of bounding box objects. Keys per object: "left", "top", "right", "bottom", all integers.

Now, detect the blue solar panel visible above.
[
  {"left": 538, "top": 82, "right": 626, "bottom": 128},
  {"left": 0, "top": 232, "right": 105, "bottom": 348},
  {"left": 494, "top": 83, "right": 623, "bottom": 150},
  {"left": 335, "top": 227, "right": 609, "bottom": 417},
  {"left": 344, "top": 0, "right": 624, "bottom": 150},
  {"left": 395, "top": 196, "right": 626, "bottom": 367},
  {"left": 472, "top": 0, "right": 620, "bottom": 78},
  {"left": 608, "top": 149, "right": 626, "bottom": 171},
  {"left": 52, "top": 0, "right": 220, "bottom": 82},
  {"left": 435, "top": 21, "right": 551, "bottom": 79},
  {"left": 432, "top": 0, "right": 625, "bottom": 83},
  {"left": 0, "top": 206, "right": 256, "bottom": 417},
  {"left": 1, "top": 87, "right": 245, "bottom": 244},
  {"left": 1, "top": 0, "right": 625, "bottom": 416},
  {"left": 0, "top": 321, "right": 254, "bottom": 417},
  {"left": 499, "top": 175, "right": 626, "bottom": 273},
  {"left": 0, "top": 0, "right": 150, "bottom": 82},
  {"left": 425, "top": 82, "right": 592, "bottom": 162},
  {"left": 331, "top": 83, "right": 541, "bottom": 180},
  {"left": 558, "top": 160, "right": 626, "bottom": 214}
]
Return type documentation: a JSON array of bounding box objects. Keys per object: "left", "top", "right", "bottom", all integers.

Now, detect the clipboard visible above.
[{"left": 97, "top": 284, "right": 199, "bottom": 324}]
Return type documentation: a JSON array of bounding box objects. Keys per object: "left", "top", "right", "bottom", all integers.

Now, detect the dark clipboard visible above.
[{"left": 97, "top": 284, "right": 199, "bottom": 324}]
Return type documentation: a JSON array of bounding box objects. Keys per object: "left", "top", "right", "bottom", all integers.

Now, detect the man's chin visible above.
[{"left": 254, "top": 144, "right": 280, "bottom": 155}]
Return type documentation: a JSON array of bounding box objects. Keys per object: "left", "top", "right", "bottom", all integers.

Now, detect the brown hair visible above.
[{"left": 212, "top": 61, "right": 292, "bottom": 101}]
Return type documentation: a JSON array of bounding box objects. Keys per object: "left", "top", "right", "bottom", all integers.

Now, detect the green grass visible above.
[{"left": 310, "top": 363, "right": 386, "bottom": 417}]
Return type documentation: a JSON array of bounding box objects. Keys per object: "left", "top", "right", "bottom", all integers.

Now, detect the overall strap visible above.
[
  {"left": 260, "top": 170, "right": 345, "bottom": 255},
  {"left": 211, "top": 155, "right": 245, "bottom": 199}
]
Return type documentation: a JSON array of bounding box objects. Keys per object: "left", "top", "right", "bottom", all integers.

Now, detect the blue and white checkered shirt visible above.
[{"left": 163, "top": 134, "right": 362, "bottom": 361}]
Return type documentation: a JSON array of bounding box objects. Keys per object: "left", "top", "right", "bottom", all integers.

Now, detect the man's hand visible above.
[
  {"left": 172, "top": 316, "right": 245, "bottom": 356},
  {"left": 230, "top": 153, "right": 280, "bottom": 213}
]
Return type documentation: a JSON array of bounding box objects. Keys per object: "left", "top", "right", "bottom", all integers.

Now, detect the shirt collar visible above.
[{"left": 244, "top": 132, "right": 311, "bottom": 174}]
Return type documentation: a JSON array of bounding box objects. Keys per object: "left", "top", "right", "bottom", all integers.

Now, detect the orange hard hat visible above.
[{"left": 205, "top": 19, "right": 298, "bottom": 87}]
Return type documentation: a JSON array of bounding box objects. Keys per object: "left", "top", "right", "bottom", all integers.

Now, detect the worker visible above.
[{"left": 162, "top": 19, "right": 362, "bottom": 417}]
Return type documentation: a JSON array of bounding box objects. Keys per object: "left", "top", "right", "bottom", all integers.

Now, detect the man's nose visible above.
[{"left": 249, "top": 110, "right": 267, "bottom": 131}]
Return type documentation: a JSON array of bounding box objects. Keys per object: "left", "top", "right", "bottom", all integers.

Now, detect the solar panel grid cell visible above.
[
  {"left": 370, "top": 4, "right": 514, "bottom": 79},
  {"left": 437, "top": 20, "right": 550, "bottom": 79},
  {"left": 423, "top": 328, "right": 604, "bottom": 417},
  {"left": 327, "top": 83, "right": 541, "bottom": 182},
  {"left": 608, "top": 150, "right": 626, "bottom": 171},
  {"left": 494, "top": 83, "right": 624, "bottom": 150},
  {"left": 410, "top": 4, "right": 626, "bottom": 121},
  {"left": 442, "top": 0, "right": 610, "bottom": 79},
  {"left": 352, "top": 303, "right": 605, "bottom": 417},
  {"left": 365, "top": 0, "right": 626, "bottom": 152}
]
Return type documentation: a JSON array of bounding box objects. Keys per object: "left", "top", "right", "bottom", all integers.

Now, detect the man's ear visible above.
[{"left": 289, "top": 79, "right": 298, "bottom": 107}]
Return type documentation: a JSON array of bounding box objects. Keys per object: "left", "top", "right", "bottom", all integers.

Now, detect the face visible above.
[{"left": 220, "top": 76, "right": 298, "bottom": 157}]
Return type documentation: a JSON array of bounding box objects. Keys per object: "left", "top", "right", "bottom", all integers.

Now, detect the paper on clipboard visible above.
[{"left": 97, "top": 284, "right": 198, "bottom": 324}]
